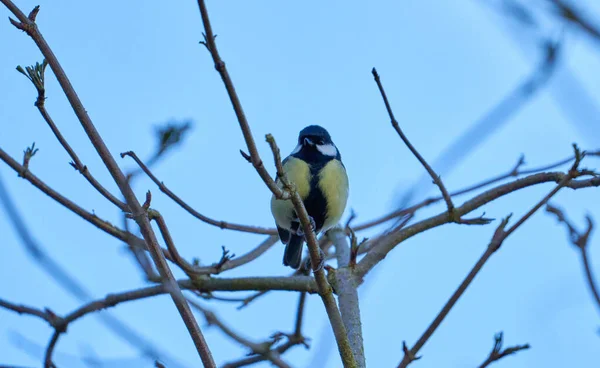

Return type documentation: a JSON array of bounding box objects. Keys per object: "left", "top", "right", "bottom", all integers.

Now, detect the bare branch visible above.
[
  {"left": 357, "top": 169, "right": 600, "bottom": 278},
  {"left": 16, "top": 60, "right": 127, "bottom": 211},
  {"left": 547, "top": 0, "right": 600, "bottom": 44},
  {"left": 2, "top": 2, "right": 215, "bottom": 364},
  {"left": 0, "top": 299, "right": 60, "bottom": 326},
  {"left": 9, "top": 272, "right": 319, "bottom": 366},
  {"left": 195, "top": 0, "right": 288, "bottom": 201},
  {"left": 19, "top": 142, "right": 38, "bottom": 175},
  {"left": 0, "top": 173, "right": 183, "bottom": 366},
  {"left": 372, "top": 68, "right": 457, "bottom": 220},
  {"left": 329, "top": 229, "right": 366, "bottom": 368},
  {"left": 121, "top": 151, "right": 275, "bottom": 235},
  {"left": 352, "top": 150, "right": 599, "bottom": 232},
  {"left": 1, "top": 147, "right": 136, "bottom": 241},
  {"left": 0, "top": 146, "right": 184, "bottom": 265},
  {"left": 397, "top": 149, "right": 584, "bottom": 367},
  {"left": 201, "top": 236, "right": 278, "bottom": 275},
  {"left": 223, "top": 292, "right": 310, "bottom": 367},
  {"left": 478, "top": 332, "right": 530, "bottom": 368},
  {"left": 546, "top": 204, "right": 600, "bottom": 314},
  {"left": 148, "top": 209, "right": 206, "bottom": 276},
  {"left": 188, "top": 300, "right": 292, "bottom": 368}
]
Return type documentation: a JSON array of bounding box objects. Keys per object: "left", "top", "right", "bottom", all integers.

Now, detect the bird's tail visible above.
[{"left": 283, "top": 234, "right": 304, "bottom": 269}]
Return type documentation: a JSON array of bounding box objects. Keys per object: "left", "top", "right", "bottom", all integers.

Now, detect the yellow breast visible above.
[
  {"left": 318, "top": 159, "right": 349, "bottom": 230},
  {"left": 270, "top": 157, "right": 311, "bottom": 229}
]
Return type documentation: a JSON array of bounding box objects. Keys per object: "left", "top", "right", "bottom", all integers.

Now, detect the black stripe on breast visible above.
[{"left": 291, "top": 149, "right": 333, "bottom": 233}]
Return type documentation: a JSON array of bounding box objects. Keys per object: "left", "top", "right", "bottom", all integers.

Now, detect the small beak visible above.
[{"left": 303, "top": 137, "right": 314, "bottom": 146}]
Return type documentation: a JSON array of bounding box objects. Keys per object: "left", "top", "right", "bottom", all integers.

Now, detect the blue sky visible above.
[{"left": 1, "top": 1, "right": 599, "bottom": 367}]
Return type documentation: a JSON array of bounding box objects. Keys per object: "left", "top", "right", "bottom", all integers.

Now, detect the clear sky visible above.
[{"left": 1, "top": 1, "right": 599, "bottom": 367}]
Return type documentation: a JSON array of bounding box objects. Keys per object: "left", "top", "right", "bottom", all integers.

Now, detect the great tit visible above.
[{"left": 270, "top": 125, "right": 349, "bottom": 270}]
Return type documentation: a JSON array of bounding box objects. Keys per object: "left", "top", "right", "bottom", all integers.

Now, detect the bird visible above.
[{"left": 270, "top": 125, "right": 349, "bottom": 270}]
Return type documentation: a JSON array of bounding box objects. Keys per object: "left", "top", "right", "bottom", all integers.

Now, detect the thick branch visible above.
[
  {"left": 32, "top": 273, "right": 313, "bottom": 367},
  {"left": 329, "top": 229, "right": 366, "bottom": 368},
  {"left": 357, "top": 171, "right": 600, "bottom": 278},
  {"left": 353, "top": 150, "right": 599, "bottom": 231}
]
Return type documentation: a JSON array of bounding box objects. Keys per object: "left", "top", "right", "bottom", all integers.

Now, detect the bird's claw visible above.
[
  {"left": 305, "top": 248, "right": 326, "bottom": 272},
  {"left": 293, "top": 216, "right": 316, "bottom": 237}
]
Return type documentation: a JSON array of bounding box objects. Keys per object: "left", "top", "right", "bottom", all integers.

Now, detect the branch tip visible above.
[
  {"left": 120, "top": 151, "right": 133, "bottom": 159},
  {"left": 402, "top": 341, "right": 421, "bottom": 363},
  {"left": 142, "top": 191, "right": 152, "bottom": 210},
  {"left": 479, "top": 332, "right": 530, "bottom": 367},
  {"left": 9, "top": 17, "right": 25, "bottom": 31},
  {"left": 239, "top": 149, "right": 251, "bottom": 163},
  {"left": 28, "top": 5, "right": 40, "bottom": 21}
]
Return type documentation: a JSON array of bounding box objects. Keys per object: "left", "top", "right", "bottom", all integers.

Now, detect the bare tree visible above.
[{"left": 1, "top": 1, "right": 599, "bottom": 367}]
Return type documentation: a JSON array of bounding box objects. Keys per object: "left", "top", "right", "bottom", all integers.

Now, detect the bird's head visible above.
[{"left": 292, "top": 125, "right": 338, "bottom": 157}]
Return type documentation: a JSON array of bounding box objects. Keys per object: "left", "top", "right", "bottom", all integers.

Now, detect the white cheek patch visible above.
[
  {"left": 291, "top": 144, "right": 302, "bottom": 155},
  {"left": 317, "top": 143, "right": 338, "bottom": 157}
]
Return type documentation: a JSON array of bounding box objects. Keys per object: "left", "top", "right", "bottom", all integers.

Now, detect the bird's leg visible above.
[
  {"left": 292, "top": 216, "right": 316, "bottom": 237},
  {"left": 305, "top": 248, "right": 326, "bottom": 272}
]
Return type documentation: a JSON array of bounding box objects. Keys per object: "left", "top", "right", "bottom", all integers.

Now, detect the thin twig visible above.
[
  {"left": 121, "top": 151, "right": 275, "bottom": 235},
  {"left": 149, "top": 208, "right": 278, "bottom": 275},
  {"left": 223, "top": 291, "right": 310, "bottom": 367},
  {"left": 478, "top": 332, "right": 530, "bottom": 368},
  {"left": 148, "top": 209, "right": 206, "bottom": 276},
  {"left": 397, "top": 148, "right": 584, "bottom": 367},
  {"left": 390, "top": 38, "right": 560, "bottom": 224},
  {"left": 0, "top": 299, "right": 59, "bottom": 325},
  {"left": 237, "top": 291, "right": 269, "bottom": 309},
  {"left": 124, "top": 154, "right": 167, "bottom": 281},
  {"left": 195, "top": 2, "right": 356, "bottom": 365},
  {"left": 43, "top": 331, "right": 60, "bottom": 368},
  {"left": 195, "top": 0, "right": 288, "bottom": 201},
  {"left": 188, "top": 299, "right": 291, "bottom": 368},
  {"left": 0, "top": 146, "right": 180, "bottom": 264},
  {"left": 547, "top": 0, "right": 600, "bottom": 43},
  {"left": 546, "top": 204, "right": 600, "bottom": 314},
  {"left": 372, "top": 68, "right": 455, "bottom": 218},
  {"left": 16, "top": 60, "right": 127, "bottom": 211}
]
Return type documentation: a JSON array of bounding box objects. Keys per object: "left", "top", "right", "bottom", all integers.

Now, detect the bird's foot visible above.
[
  {"left": 305, "top": 248, "right": 326, "bottom": 272},
  {"left": 294, "top": 216, "right": 316, "bottom": 237}
]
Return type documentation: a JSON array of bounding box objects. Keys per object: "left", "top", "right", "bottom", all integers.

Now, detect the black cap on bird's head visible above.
[{"left": 298, "top": 125, "right": 333, "bottom": 146}]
